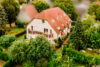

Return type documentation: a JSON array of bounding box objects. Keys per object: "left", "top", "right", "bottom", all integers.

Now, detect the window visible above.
[
  {"left": 64, "top": 13, "right": 66, "bottom": 17},
  {"left": 51, "top": 19, "right": 55, "bottom": 23},
  {"left": 44, "top": 28, "right": 48, "bottom": 34},
  {"left": 57, "top": 27, "right": 60, "bottom": 30},
  {"left": 31, "top": 26, "right": 33, "bottom": 31},
  {"left": 50, "top": 29, "right": 52, "bottom": 34}
]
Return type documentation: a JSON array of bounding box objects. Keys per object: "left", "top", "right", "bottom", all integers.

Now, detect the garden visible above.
[{"left": 0, "top": 0, "right": 100, "bottom": 67}]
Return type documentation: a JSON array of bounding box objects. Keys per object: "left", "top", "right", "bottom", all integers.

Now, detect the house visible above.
[
  {"left": 17, "top": 5, "right": 38, "bottom": 23},
  {"left": 26, "top": 7, "right": 72, "bottom": 44}
]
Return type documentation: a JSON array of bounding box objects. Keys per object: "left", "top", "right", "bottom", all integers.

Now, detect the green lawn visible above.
[{"left": 6, "top": 27, "right": 25, "bottom": 35}]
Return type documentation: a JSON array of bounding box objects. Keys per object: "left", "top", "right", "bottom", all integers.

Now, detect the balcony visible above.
[{"left": 28, "top": 29, "right": 53, "bottom": 38}]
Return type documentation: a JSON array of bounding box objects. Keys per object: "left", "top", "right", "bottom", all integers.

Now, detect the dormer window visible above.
[
  {"left": 68, "top": 19, "right": 71, "bottom": 22},
  {"left": 62, "top": 24, "right": 64, "bottom": 27},
  {"left": 57, "top": 27, "right": 60, "bottom": 30},
  {"left": 64, "top": 13, "right": 66, "bottom": 17},
  {"left": 51, "top": 19, "right": 55, "bottom": 23}
]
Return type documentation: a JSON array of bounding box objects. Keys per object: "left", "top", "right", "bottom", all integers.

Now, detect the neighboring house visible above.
[
  {"left": 27, "top": 7, "right": 72, "bottom": 44},
  {"left": 17, "top": 5, "right": 38, "bottom": 23}
]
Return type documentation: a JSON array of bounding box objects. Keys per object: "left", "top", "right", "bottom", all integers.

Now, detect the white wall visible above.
[{"left": 27, "top": 19, "right": 58, "bottom": 44}]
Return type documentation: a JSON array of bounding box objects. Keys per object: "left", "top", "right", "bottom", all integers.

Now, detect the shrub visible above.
[
  {"left": 0, "top": 47, "right": 3, "bottom": 52},
  {"left": 8, "top": 40, "right": 28, "bottom": 63},
  {"left": 15, "top": 20, "right": 26, "bottom": 28},
  {"left": 3, "top": 60, "right": 15, "bottom": 67},
  {"left": 65, "top": 48, "right": 100, "bottom": 65},
  {"left": 36, "top": 58, "right": 48, "bottom": 67},
  {"left": 0, "top": 52, "right": 9, "bottom": 61},
  {"left": 22, "top": 60, "right": 35, "bottom": 67},
  {"left": 0, "top": 35, "right": 16, "bottom": 48},
  {"left": 62, "top": 45, "right": 66, "bottom": 55}
]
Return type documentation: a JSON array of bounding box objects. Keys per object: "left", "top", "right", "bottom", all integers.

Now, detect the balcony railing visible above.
[{"left": 28, "top": 29, "right": 53, "bottom": 38}]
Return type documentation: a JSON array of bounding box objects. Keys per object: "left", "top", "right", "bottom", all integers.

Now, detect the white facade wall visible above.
[{"left": 27, "top": 19, "right": 59, "bottom": 44}]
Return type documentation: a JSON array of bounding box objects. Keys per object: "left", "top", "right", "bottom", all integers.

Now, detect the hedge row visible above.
[
  {"left": 0, "top": 52, "right": 9, "bottom": 61},
  {"left": 66, "top": 48, "right": 100, "bottom": 65}
]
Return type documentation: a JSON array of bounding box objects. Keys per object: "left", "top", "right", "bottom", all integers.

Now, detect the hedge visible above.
[
  {"left": 0, "top": 52, "right": 9, "bottom": 61},
  {"left": 66, "top": 48, "right": 100, "bottom": 65},
  {"left": 0, "top": 47, "right": 3, "bottom": 52},
  {"left": 0, "top": 35, "right": 16, "bottom": 48}
]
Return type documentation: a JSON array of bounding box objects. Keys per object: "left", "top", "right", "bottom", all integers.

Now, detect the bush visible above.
[
  {"left": 36, "top": 58, "right": 48, "bottom": 67},
  {"left": 65, "top": 48, "right": 100, "bottom": 65},
  {"left": 8, "top": 40, "right": 28, "bottom": 63},
  {"left": 22, "top": 60, "right": 35, "bottom": 67},
  {"left": 0, "top": 35, "right": 16, "bottom": 48},
  {"left": 3, "top": 60, "right": 15, "bottom": 67},
  {"left": 0, "top": 47, "right": 3, "bottom": 52},
  {"left": 15, "top": 20, "right": 26, "bottom": 28},
  {"left": 0, "top": 52, "right": 9, "bottom": 61}
]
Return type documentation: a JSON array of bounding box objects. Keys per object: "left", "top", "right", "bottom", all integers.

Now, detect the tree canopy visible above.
[
  {"left": 1, "top": 0, "right": 20, "bottom": 27},
  {"left": 0, "top": 6, "right": 8, "bottom": 36},
  {"left": 27, "top": 35, "right": 53, "bottom": 60},
  {"left": 54, "top": 0, "right": 78, "bottom": 21},
  {"left": 30, "top": 0, "right": 50, "bottom": 12},
  {"left": 88, "top": 2, "right": 100, "bottom": 20}
]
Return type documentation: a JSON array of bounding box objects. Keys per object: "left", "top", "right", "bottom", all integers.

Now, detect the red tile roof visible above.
[
  {"left": 23, "top": 5, "right": 38, "bottom": 19},
  {"left": 35, "top": 7, "right": 72, "bottom": 34}
]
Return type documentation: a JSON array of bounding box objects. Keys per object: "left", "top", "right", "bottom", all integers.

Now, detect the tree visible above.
[
  {"left": 54, "top": 0, "right": 78, "bottom": 21},
  {"left": 1, "top": 0, "right": 20, "bottom": 27},
  {"left": 30, "top": 0, "right": 50, "bottom": 12},
  {"left": 70, "top": 20, "right": 84, "bottom": 50},
  {"left": 8, "top": 40, "right": 28, "bottom": 63},
  {"left": 0, "top": 6, "right": 8, "bottom": 36},
  {"left": 88, "top": 2, "right": 100, "bottom": 20},
  {"left": 27, "top": 35, "right": 53, "bottom": 60},
  {"left": 18, "top": 0, "right": 26, "bottom": 4}
]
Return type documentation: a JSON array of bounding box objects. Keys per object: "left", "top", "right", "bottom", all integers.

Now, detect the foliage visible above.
[
  {"left": 22, "top": 60, "right": 35, "bottom": 67},
  {"left": 88, "top": 2, "right": 100, "bottom": 20},
  {"left": 15, "top": 20, "right": 26, "bottom": 28},
  {"left": 0, "top": 52, "right": 9, "bottom": 61},
  {"left": 0, "top": 47, "right": 3, "bottom": 52},
  {"left": 1, "top": 0, "right": 20, "bottom": 27},
  {"left": 0, "top": 6, "right": 8, "bottom": 36},
  {"left": 62, "top": 45, "right": 66, "bottom": 55},
  {"left": 66, "top": 48, "right": 100, "bottom": 66},
  {"left": 30, "top": 0, "right": 50, "bottom": 12},
  {"left": 3, "top": 60, "right": 15, "bottom": 67},
  {"left": 54, "top": 0, "right": 78, "bottom": 21},
  {"left": 36, "top": 58, "right": 48, "bottom": 67},
  {"left": 81, "top": 15, "right": 100, "bottom": 49},
  {"left": 18, "top": 0, "right": 26, "bottom": 4},
  {"left": 8, "top": 40, "right": 28, "bottom": 63},
  {"left": 69, "top": 20, "right": 84, "bottom": 50},
  {"left": 0, "top": 35, "right": 16, "bottom": 48},
  {"left": 27, "top": 35, "right": 53, "bottom": 60}
]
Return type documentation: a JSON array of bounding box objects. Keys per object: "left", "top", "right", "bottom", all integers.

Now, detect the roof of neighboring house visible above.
[
  {"left": 22, "top": 5, "right": 38, "bottom": 19},
  {"left": 35, "top": 7, "right": 72, "bottom": 34}
]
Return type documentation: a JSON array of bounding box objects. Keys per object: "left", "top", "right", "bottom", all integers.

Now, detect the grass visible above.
[
  {"left": 6, "top": 27, "right": 25, "bottom": 35},
  {"left": 16, "top": 34, "right": 26, "bottom": 40}
]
